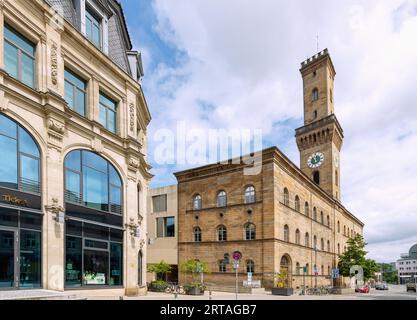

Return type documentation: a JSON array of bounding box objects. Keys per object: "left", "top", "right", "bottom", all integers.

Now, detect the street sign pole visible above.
[
  {"left": 232, "top": 251, "right": 242, "bottom": 301},
  {"left": 235, "top": 265, "right": 238, "bottom": 300}
]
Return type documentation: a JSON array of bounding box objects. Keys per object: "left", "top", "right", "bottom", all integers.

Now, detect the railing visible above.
[{"left": 19, "top": 177, "right": 40, "bottom": 194}]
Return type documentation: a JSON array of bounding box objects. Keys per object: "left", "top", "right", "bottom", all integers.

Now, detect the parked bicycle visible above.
[{"left": 164, "top": 282, "right": 185, "bottom": 295}]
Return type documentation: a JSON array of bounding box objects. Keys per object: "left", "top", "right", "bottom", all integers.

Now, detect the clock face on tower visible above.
[{"left": 307, "top": 152, "right": 325, "bottom": 169}]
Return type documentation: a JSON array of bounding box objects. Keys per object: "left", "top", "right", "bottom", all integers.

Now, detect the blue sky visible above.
[{"left": 119, "top": 0, "right": 417, "bottom": 262}]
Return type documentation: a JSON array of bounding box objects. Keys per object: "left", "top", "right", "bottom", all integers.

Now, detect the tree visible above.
[
  {"left": 180, "top": 259, "right": 210, "bottom": 283},
  {"left": 377, "top": 263, "right": 398, "bottom": 284},
  {"left": 338, "top": 234, "right": 378, "bottom": 280},
  {"left": 147, "top": 260, "right": 172, "bottom": 281}
]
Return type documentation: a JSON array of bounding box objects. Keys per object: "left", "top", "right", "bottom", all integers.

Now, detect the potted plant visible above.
[
  {"left": 180, "top": 259, "right": 210, "bottom": 295},
  {"left": 271, "top": 270, "right": 294, "bottom": 296},
  {"left": 147, "top": 260, "right": 172, "bottom": 292}
]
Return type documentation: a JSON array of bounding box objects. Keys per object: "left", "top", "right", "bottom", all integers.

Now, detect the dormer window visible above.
[
  {"left": 77, "top": 1, "right": 109, "bottom": 54},
  {"left": 86, "top": 6, "right": 102, "bottom": 49}
]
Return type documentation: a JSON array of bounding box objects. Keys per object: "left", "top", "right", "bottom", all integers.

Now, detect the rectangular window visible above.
[
  {"left": 152, "top": 195, "right": 167, "bottom": 212},
  {"left": 99, "top": 93, "right": 117, "bottom": 133},
  {"left": 85, "top": 7, "right": 102, "bottom": 49},
  {"left": 4, "top": 24, "right": 35, "bottom": 88},
  {"left": 156, "top": 217, "right": 175, "bottom": 238},
  {"left": 65, "top": 69, "right": 87, "bottom": 116}
]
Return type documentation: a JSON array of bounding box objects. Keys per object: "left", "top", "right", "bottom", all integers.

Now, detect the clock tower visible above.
[{"left": 295, "top": 49, "right": 343, "bottom": 200}]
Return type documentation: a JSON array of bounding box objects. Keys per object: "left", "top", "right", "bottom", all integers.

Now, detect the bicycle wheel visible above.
[{"left": 177, "top": 286, "right": 185, "bottom": 295}]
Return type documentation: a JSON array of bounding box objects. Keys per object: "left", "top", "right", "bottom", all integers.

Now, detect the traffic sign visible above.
[
  {"left": 232, "top": 251, "right": 242, "bottom": 261},
  {"left": 233, "top": 260, "right": 239, "bottom": 270},
  {"left": 332, "top": 268, "right": 340, "bottom": 279}
]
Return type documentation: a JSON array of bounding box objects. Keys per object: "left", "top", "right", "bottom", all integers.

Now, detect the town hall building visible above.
[{"left": 175, "top": 49, "right": 364, "bottom": 289}]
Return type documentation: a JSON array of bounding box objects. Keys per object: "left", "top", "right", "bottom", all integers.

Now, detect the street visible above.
[{"left": 82, "top": 284, "right": 417, "bottom": 301}]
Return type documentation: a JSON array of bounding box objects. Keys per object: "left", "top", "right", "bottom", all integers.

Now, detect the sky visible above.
[{"left": 120, "top": 0, "right": 417, "bottom": 263}]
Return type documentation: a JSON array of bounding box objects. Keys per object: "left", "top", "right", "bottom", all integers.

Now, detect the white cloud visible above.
[{"left": 143, "top": 0, "right": 417, "bottom": 262}]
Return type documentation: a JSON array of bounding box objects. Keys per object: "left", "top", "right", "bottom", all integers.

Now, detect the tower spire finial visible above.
[{"left": 316, "top": 34, "right": 319, "bottom": 52}]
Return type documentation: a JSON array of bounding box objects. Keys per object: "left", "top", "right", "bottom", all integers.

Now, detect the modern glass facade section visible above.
[
  {"left": 0, "top": 114, "right": 40, "bottom": 194},
  {"left": 64, "top": 150, "right": 122, "bottom": 215},
  {"left": 0, "top": 208, "right": 42, "bottom": 288},
  {"left": 65, "top": 220, "right": 123, "bottom": 287}
]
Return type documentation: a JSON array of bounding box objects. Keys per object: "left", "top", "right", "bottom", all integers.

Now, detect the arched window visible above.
[
  {"left": 295, "top": 195, "right": 300, "bottom": 212},
  {"left": 305, "top": 232, "right": 310, "bottom": 247},
  {"left": 244, "top": 185, "right": 256, "bottom": 204},
  {"left": 219, "top": 260, "right": 226, "bottom": 273},
  {"left": 304, "top": 202, "right": 309, "bottom": 217},
  {"left": 193, "top": 194, "right": 202, "bottom": 210},
  {"left": 217, "top": 191, "right": 227, "bottom": 208},
  {"left": 327, "top": 240, "right": 330, "bottom": 252},
  {"left": 245, "top": 223, "right": 256, "bottom": 240},
  {"left": 306, "top": 263, "right": 310, "bottom": 275},
  {"left": 328, "top": 266, "right": 331, "bottom": 275},
  {"left": 327, "top": 215, "right": 330, "bottom": 227},
  {"left": 217, "top": 225, "right": 227, "bottom": 242},
  {"left": 321, "top": 238, "right": 324, "bottom": 251},
  {"left": 64, "top": 150, "right": 122, "bottom": 214},
  {"left": 246, "top": 260, "right": 255, "bottom": 273},
  {"left": 335, "top": 170, "right": 338, "bottom": 186},
  {"left": 344, "top": 225, "right": 346, "bottom": 235},
  {"left": 348, "top": 227, "right": 350, "bottom": 237},
  {"left": 284, "top": 225, "right": 289, "bottom": 242},
  {"left": 337, "top": 221, "right": 340, "bottom": 233},
  {"left": 337, "top": 243, "right": 340, "bottom": 254},
  {"left": 0, "top": 114, "right": 41, "bottom": 193},
  {"left": 283, "top": 188, "right": 289, "bottom": 206},
  {"left": 313, "top": 171, "right": 320, "bottom": 185},
  {"left": 296, "top": 262, "right": 300, "bottom": 275},
  {"left": 321, "top": 265, "right": 324, "bottom": 276},
  {"left": 194, "top": 227, "right": 202, "bottom": 242},
  {"left": 295, "top": 229, "right": 300, "bottom": 245},
  {"left": 312, "top": 88, "right": 319, "bottom": 101},
  {"left": 344, "top": 246, "right": 347, "bottom": 252},
  {"left": 313, "top": 235, "right": 317, "bottom": 250},
  {"left": 320, "top": 211, "right": 324, "bottom": 224},
  {"left": 313, "top": 207, "right": 317, "bottom": 221}
]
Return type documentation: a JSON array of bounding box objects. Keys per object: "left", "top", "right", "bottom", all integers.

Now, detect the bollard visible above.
[
  {"left": 174, "top": 292, "right": 178, "bottom": 300},
  {"left": 119, "top": 296, "right": 124, "bottom": 300},
  {"left": 209, "top": 290, "right": 212, "bottom": 300}
]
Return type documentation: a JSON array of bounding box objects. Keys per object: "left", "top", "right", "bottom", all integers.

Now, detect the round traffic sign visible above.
[{"left": 232, "top": 251, "right": 242, "bottom": 261}]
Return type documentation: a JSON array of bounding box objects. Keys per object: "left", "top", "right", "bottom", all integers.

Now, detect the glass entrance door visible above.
[{"left": 0, "top": 229, "right": 16, "bottom": 288}]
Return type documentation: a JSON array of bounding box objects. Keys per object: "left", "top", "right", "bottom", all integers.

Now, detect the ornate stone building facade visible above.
[
  {"left": 175, "top": 50, "right": 364, "bottom": 289},
  {"left": 0, "top": 0, "right": 151, "bottom": 296}
]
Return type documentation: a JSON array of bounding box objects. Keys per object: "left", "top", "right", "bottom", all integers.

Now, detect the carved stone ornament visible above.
[
  {"left": 45, "top": 197, "right": 64, "bottom": 214},
  {"left": 128, "top": 157, "right": 140, "bottom": 170},
  {"left": 51, "top": 43, "right": 58, "bottom": 86},
  {"left": 129, "top": 103, "right": 135, "bottom": 132},
  {"left": 48, "top": 118, "right": 65, "bottom": 134}
]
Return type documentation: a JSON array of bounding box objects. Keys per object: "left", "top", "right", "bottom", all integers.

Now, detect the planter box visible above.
[
  {"left": 185, "top": 287, "right": 205, "bottom": 296},
  {"left": 271, "top": 288, "right": 293, "bottom": 296}
]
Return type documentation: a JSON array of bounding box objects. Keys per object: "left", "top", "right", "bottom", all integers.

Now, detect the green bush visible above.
[
  {"left": 149, "top": 280, "right": 169, "bottom": 292},
  {"left": 183, "top": 282, "right": 206, "bottom": 294}
]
